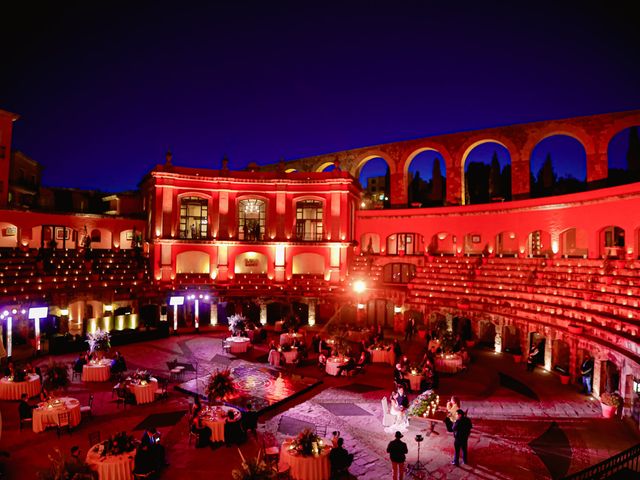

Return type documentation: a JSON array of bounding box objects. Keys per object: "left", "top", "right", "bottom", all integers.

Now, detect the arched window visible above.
[
  {"left": 295, "top": 200, "right": 323, "bottom": 240},
  {"left": 383, "top": 263, "right": 416, "bottom": 283},
  {"left": 387, "top": 233, "right": 423, "bottom": 255},
  {"left": 179, "top": 196, "right": 208, "bottom": 239},
  {"left": 238, "top": 199, "right": 266, "bottom": 241}
]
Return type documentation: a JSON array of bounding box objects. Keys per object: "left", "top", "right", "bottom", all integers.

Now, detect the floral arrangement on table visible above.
[
  {"left": 289, "top": 428, "right": 325, "bottom": 456},
  {"left": 232, "top": 449, "right": 276, "bottom": 480},
  {"left": 87, "top": 328, "right": 111, "bottom": 354},
  {"left": 228, "top": 314, "right": 247, "bottom": 336},
  {"left": 408, "top": 390, "right": 440, "bottom": 418},
  {"left": 44, "top": 361, "right": 70, "bottom": 391},
  {"left": 600, "top": 392, "right": 623, "bottom": 407},
  {"left": 206, "top": 369, "right": 237, "bottom": 403},
  {"left": 131, "top": 369, "right": 151, "bottom": 383},
  {"left": 97, "top": 431, "right": 136, "bottom": 457},
  {"left": 369, "top": 342, "right": 391, "bottom": 351}
]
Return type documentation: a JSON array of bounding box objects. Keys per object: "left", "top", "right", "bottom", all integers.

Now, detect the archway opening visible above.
[
  {"left": 552, "top": 339, "right": 570, "bottom": 375},
  {"left": 560, "top": 227, "right": 588, "bottom": 258},
  {"left": 599, "top": 226, "right": 625, "bottom": 258},
  {"left": 527, "top": 230, "right": 552, "bottom": 257},
  {"left": 607, "top": 126, "right": 640, "bottom": 186},
  {"left": 464, "top": 142, "right": 512, "bottom": 204},
  {"left": 495, "top": 231, "right": 518, "bottom": 256},
  {"left": 358, "top": 157, "right": 391, "bottom": 209},
  {"left": 407, "top": 150, "right": 446, "bottom": 207},
  {"left": 530, "top": 135, "right": 587, "bottom": 198}
]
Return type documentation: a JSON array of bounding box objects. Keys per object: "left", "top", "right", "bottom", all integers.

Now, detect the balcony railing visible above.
[{"left": 562, "top": 443, "right": 640, "bottom": 480}]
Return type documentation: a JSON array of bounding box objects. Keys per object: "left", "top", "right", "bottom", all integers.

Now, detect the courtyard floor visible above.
[{"left": 1, "top": 328, "right": 638, "bottom": 479}]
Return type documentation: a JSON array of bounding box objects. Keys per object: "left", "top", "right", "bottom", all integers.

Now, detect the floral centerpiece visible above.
[
  {"left": 232, "top": 449, "right": 275, "bottom": 480},
  {"left": 87, "top": 328, "right": 111, "bottom": 356},
  {"left": 408, "top": 390, "right": 440, "bottom": 418},
  {"left": 206, "top": 369, "right": 237, "bottom": 403},
  {"left": 97, "top": 431, "right": 136, "bottom": 456},
  {"left": 228, "top": 314, "right": 247, "bottom": 336},
  {"left": 370, "top": 342, "right": 391, "bottom": 351},
  {"left": 44, "top": 362, "right": 70, "bottom": 392},
  {"left": 600, "top": 392, "right": 623, "bottom": 407},
  {"left": 131, "top": 369, "right": 151, "bottom": 383},
  {"left": 289, "top": 428, "right": 325, "bottom": 456}
]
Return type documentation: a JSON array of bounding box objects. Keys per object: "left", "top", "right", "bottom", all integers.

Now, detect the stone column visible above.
[
  {"left": 494, "top": 323, "right": 503, "bottom": 353},
  {"left": 307, "top": 299, "right": 317, "bottom": 326},
  {"left": 592, "top": 358, "right": 602, "bottom": 399},
  {"left": 544, "top": 331, "right": 553, "bottom": 371},
  {"left": 259, "top": 302, "right": 267, "bottom": 326}
]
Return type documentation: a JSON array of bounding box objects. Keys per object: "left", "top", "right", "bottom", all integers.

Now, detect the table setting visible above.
[
  {"left": 0, "top": 373, "right": 41, "bottom": 400},
  {"left": 86, "top": 431, "right": 137, "bottom": 480},
  {"left": 199, "top": 405, "right": 242, "bottom": 442},
  {"left": 280, "top": 429, "right": 331, "bottom": 480},
  {"left": 32, "top": 396, "right": 81, "bottom": 433},
  {"left": 82, "top": 358, "right": 112, "bottom": 382}
]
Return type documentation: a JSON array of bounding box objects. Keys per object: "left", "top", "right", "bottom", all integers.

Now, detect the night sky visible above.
[{"left": 2, "top": 1, "right": 639, "bottom": 192}]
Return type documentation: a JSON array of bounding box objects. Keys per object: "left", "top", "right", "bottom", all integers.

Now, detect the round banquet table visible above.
[
  {"left": 325, "top": 357, "right": 348, "bottom": 376},
  {"left": 280, "top": 438, "right": 332, "bottom": 480},
  {"left": 282, "top": 349, "right": 299, "bottom": 364},
  {"left": 0, "top": 374, "right": 41, "bottom": 400},
  {"left": 127, "top": 378, "right": 158, "bottom": 405},
  {"left": 82, "top": 360, "right": 112, "bottom": 382},
  {"left": 435, "top": 354, "right": 463, "bottom": 373},
  {"left": 280, "top": 333, "right": 304, "bottom": 346},
  {"left": 32, "top": 397, "right": 81, "bottom": 433},
  {"left": 86, "top": 443, "right": 135, "bottom": 480},
  {"left": 226, "top": 337, "right": 251, "bottom": 354},
  {"left": 368, "top": 348, "right": 394, "bottom": 365},
  {"left": 405, "top": 373, "right": 423, "bottom": 392},
  {"left": 199, "top": 405, "right": 242, "bottom": 442}
]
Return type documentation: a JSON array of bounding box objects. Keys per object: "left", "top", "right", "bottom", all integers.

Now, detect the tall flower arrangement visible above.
[
  {"left": 228, "top": 314, "right": 247, "bottom": 336},
  {"left": 44, "top": 362, "right": 70, "bottom": 392},
  {"left": 87, "top": 328, "right": 111, "bottom": 354},
  {"left": 206, "top": 369, "right": 237, "bottom": 403},
  {"left": 232, "top": 449, "right": 275, "bottom": 480}
]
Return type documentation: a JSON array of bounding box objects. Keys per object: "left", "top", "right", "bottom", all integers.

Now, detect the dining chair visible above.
[
  {"left": 56, "top": 411, "right": 71, "bottom": 437},
  {"left": 80, "top": 394, "right": 94, "bottom": 417}
]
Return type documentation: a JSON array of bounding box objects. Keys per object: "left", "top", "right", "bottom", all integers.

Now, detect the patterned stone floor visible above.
[{"left": 1, "top": 329, "right": 638, "bottom": 479}]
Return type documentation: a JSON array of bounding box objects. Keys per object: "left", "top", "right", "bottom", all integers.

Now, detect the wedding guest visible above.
[
  {"left": 39, "top": 386, "right": 51, "bottom": 402},
  {"left": 527, "top": 343, "right": 540, "bottom": 372},
  {"left": 67, "top": 446, "right": 96, "bottom": 479},
  {"left": 318, "top": 352, "right": 327, "bottom": 370},
  {"left": 336, "top": 356, "right": 356, "bottom": 376},
  {"left": 446, "top": 396, "right": 461, "bottom": 421},
  {"left": 376, "top": 324, "right": 384, "bottom": 343},
  {"left": 134, "top": 444, "right": 156, "bottom": 475},
  {"left": 393, "top": 364, "right": 410, "bottom": 391},
  {"left": 329, "top": 437, "right": 354, "bottom": 478},
  {"left": 447, "top": 409, "right": 473, "bottom": 466},
  {"left": 191, "top": 395, "right": 202, "bottom": 420},
  {"left": 192, "top": 417, "right": 212, "bottom": 448},
  {"left": 24, "top": 362, "right": 35, "bottom": 374},
  {"left": 241, "top": 402, "right": 258, "bottom": 436},
  {"left": 311, "top": 334, "right": 321, "bottom": 353},
  {"left": 386, "top": 431, "right": 408, "bottom": 480},
  {"left": 355, "top": 352, "right": 367, "bottom": 373},
  {"left": 393, "top": 339, "right": 402, "bottom": 363},
  {"left": 19, "top": 393, "right": 34, "bottom": 419},
  {"left": 148, "top": 427, "right": 167, "bottom": 469},
  {"left": 331, "top": 431, "right": 340, "bottom": 448},
  {"left": 3, "top": 361, "right": 15, "bottom": 377},
  {"left": 224, "top": 410, "right": 244, "bottom": 446},
  {"left": 581, "top": 354, "right": 594, "bottom": 395},
  {"left": 404, "top": 317, "right": 416, "bottom": 342}
]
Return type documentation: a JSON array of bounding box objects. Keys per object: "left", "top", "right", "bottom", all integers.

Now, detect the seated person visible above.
[
  {"left": 390, "top": 386, "right": 409, "bottom": 417},
  {"left": 133, "top": 444, "right": 156, "bottom": 475},
  {"left": 24, "top": 362, "right": 35, "bottom": 374},
  {"left": 73, "top": 354, "right": 86, "bottom": 373},
  {"left": 224, "top": 410, "right": 244, "bottom": 446},
  {"left": 336, "top": 356, "right": 356, "bottom": 376},
  {"left": 329, "top": 437, "right": 354, "bottom": 477},
  {"left": 355, "top": 352, "right": 367, "bottom": 371},
  {"left": 393, "top": 364, "right": 410, "bottom": 391},
  {"left": 19, "top": 393, "right": 34, "bottom": 419},
  {"left": 192, "top": 417, "right": 212, "bottom": 448},
  {"left": 191, "top": 395, "right": 202, "bottom": 421},
  {"left": 39, "top": 386, "right": 51, "bottom": 402},
  {"left": 66, "top": 446, "right": 96, "bottom": 479},
  {"left": 4, "top": 361, "right": 15, "bottom": 377},
  {"left": 311, "top": 334, "right": 321, "bottom": 353},
  {"left": 241, "top": 402, "right": 259, "bottom": 435},
  {"left": 318, "top": 352, "right": 327, "bottom": 369}
]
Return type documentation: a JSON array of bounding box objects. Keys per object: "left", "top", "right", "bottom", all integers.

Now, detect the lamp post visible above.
[
  {"left": 169, "top": 296, "right": 184, "bottom": 333},
  {"left": 28, "top": 306, "right": 48, "bottom": 353},
  {"left": 353, "top": 280, "right": 367, "bottom": 325}
]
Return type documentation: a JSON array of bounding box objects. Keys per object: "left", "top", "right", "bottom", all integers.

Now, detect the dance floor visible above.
[{"left": 175, "top": 364, "right": 321, "bottom": 413}]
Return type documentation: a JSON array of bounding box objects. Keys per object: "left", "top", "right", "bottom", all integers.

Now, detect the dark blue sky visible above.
[{"left": 2, "top": 1, "right": 639, "bottom": 192}]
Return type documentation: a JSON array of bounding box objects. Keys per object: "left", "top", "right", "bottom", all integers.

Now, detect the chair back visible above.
[
  {"left": 88, "top": 394, "right": 94, "bottom": 407},
  {"left": 88, "top": 431, "right": 101, "bottom": 446},
  {"left": 58, "top": 411, "right": 70, "bottom": 426},
  {"left": 381, "top": 396, "right": 389, "bottom": 415}
]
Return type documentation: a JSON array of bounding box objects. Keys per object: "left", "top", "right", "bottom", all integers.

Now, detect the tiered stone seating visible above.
[{"left": 0, "top": 248, "right": 151, "bottom": 303}]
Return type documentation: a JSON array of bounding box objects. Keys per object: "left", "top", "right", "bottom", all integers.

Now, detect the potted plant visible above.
[
  {"left": 44, "top": 362, "right": 71, "bottom": 394},
  {"left": 232, "top": 450, "right": 275, "bottom": 480},
  {"left": 206, "top": 369, "right": 237, "bottom": 404},
  {"left": 600, "top": 392, "right": 623, "bottom": 418}
]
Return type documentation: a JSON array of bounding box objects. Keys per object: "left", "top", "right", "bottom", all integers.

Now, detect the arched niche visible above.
[
  {"left": 599, "top": 226, "right": 625, "bottom": 258},
  {"left": 360, "top": 233, "right": 380, "bottom": 254},
  {"left": 406, "top": 149, "right": 446, "bottom": 207},
  {"left": 0, "top": 222, "right": 19, "bottom": 248},
  {"left": 527, "top": 230, "right": 552, "bottom": 257},
  {"left": 530, "top": 135, "right": 587, "bottom": 197},
  {"left": 292, "top": 252, "right": 325, "bottom": 275},
  {"left": 462, "top": 141, "right": 512, "bottom": 204},
  {"left": 234, "top": 251, "right": 268, "bottom": 274},
  {"left": 559, "top": 228, "right": 588, "bottom": 258},
  {"left": 495, "top": 231, "right": 518, "bottom": 256},
  {"left": 176, "top": 250, "right": 210, "bottom": 274},
  {"left": 429, "top": 232, "right": 455, "bottom": 255}
]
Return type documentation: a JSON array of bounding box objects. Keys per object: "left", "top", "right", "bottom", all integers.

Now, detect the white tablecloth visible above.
[
  {"left": 128, "top": 378, "right": 158, "bottom": 405},
  {"left": 325, "top": 357, "right": 348, "bottom": 376},
  {"left": 82, "top": 360, "right": 112, "bottom": 382},
  {"left": 368, "top": 348, "right": 394, "bottom": 365},
  {"left": 280, "top": 333, "right": 305, "bottom": 346},
  {"left": 199, "top": 405, "right": 242, "bottom": 442},
  {"left": 435, "top": 355, "right": 463, "bottom": 373},
  {"left": 282, "top": 349, "right": 299, "bottom": 364},
  {"left": 226, "top": 337, "right": 250, "bottom": 353},
  {"left": 32, "top": 397, "right": 81, "bottom": 433},
  {"left": 0, "top": 374, "right": 41, "bottom": 400},
  {"left": 280, "top": 439, "right": 331, "bottom": 480},
  {"left": 86, "top": 444, "right": 135, "bottom": 480}
]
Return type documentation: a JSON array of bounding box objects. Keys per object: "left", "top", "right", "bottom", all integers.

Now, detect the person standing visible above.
[
  {"left": 580, "top": 354, "right": 594, "bottom": 394},
  {"left": 448, "top": 409, "right": 472, "bottom": 466},
  {"left": 386, "top": 431, "right": 408, "bottom": 480},
  {"left": 526, "top": 343, "right": 540, "bottom": 372},
  {"left": 404, "top": 317, "right": 416, "bottom": 342}
]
